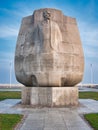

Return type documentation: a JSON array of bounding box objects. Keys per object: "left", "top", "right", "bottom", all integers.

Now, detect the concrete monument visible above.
[{"left": 15, "top": 8, "right": 84, "bottom": 106}]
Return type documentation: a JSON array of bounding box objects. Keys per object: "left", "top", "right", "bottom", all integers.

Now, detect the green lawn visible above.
[
  {"left": 79, "top": 92, "right": 98, "bottom": 100},
  {"left": 79, "top": 92, "right": 98, "bottom": 129},
  {"left": 84, "top": 113, "right": 98, "bottom": 130},
  {"left": 0, "top": 92, "right": 22, "bottom": 130},
  {"left": 0, "top": 114, "right": 23, "bottom": 130},
  {"left": 0, "top": 91, "right": 21, "bottom": 101},
  {"left": 0, "top": 91, "right": 98, "bottom": 101}
]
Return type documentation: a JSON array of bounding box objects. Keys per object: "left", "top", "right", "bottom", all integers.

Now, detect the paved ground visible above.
[
  {"left": 0, "top": 99, "right": 98, "bottom": 130},
  {"left": 0, "top": 87, "right": 98, "bottom": 130},
  {"left": 0, "top": 88, "right": 21, "bottom": 91},
  {"left": 79, "top": 86, "right": 98, "bottom": 92}
]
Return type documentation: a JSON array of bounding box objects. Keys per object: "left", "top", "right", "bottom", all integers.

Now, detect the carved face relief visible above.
[{"left": 43, "top": 10, "right": 51, "bottom": 22}]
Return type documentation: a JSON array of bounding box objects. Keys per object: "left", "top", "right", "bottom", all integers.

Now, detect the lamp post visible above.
[
  {"left": 10, "top": 61, "right": 12, "bottom": 88},
  {"left": 90, "top": 64, "right": 93, "bottom": 86}
]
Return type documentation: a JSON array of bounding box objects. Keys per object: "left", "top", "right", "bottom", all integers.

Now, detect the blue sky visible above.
[{"left": 0, "top": 0, "right": 98, "bottom": 84}]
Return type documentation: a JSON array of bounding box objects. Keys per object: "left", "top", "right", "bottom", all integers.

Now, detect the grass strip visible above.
[
  {"left": 0, "top": 91, "right": 98, "bottom": 101},
  {"left": 79, "top": 92, "right": 98, "bottom": 100},
  {"left": 84, "top": 113, "right": 98, "bottom": 130},
  {"left": 0, "top": 91, "right": 21, "bottom": 101},
  {"left": 0, "top": 114, "right": 23, "bottom": 130}
]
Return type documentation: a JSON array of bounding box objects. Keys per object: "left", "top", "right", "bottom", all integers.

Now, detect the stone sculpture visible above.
[
  {"left": 15, "top": 8, "right": 84, "bottom": 106},
  {"left": 15, "top": 8, "right": 84, "bottom": 87}
]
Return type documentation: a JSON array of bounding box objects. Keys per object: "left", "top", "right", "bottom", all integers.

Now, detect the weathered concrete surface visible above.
[
  {"left": 15, "top": 8, "right": 84, "bottom": 87},
  {"left": 22, "top": 86, "right": 78, "bottom": 106}
]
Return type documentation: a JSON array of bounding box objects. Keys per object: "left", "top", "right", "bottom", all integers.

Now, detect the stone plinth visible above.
[{"left": 22, "top": 86, "right": 78, "bottom": 106}]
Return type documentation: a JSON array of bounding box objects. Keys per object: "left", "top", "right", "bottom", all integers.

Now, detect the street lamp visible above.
[
  {"left": 10, "top": 61, "right": 12, "bottom": 88},
  {"left": 90, "top": 64, "right": 93, "bottom": 86}
]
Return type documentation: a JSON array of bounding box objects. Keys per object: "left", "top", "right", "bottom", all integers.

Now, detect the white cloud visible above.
[
  {"left": 0, "top": 6, "right": 33, "bottom": 38},
  {"left": 0, "top": 51, "right": 14, "bottom": 61},
  {"left": 78, "top": 21, "right": 98, "bottom": 47},
  {"left": 77, "top": 20, "right": 98, "bottom": 60},
  {"left": 0, "top": 6, "right": 32, "bottom": 18},
  {"left": 0, "top": 25, "right": 19, "bottom": 38}
]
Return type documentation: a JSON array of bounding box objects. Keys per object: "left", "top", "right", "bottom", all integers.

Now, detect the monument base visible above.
[{"left": 22, "top": 87, "right": 78, "bottom": 107}]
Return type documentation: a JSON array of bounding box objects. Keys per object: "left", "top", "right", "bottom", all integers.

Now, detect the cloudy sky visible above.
[{"left": 0, "top": 0, "right": 98, "bottom": 84}]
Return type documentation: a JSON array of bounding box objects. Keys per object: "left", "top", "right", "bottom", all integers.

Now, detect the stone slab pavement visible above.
[{"left": 0, "top": 99, "right": 98, "bottom": 130}]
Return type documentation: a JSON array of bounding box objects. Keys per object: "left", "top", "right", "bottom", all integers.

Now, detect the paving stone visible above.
[{"left": 68, "top": 126, "right": 93, "bottom": 130}]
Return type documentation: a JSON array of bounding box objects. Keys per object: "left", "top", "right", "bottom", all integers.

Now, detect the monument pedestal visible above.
[{"left": 22, "top": 86, "right": 78, "bottom": 107}]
